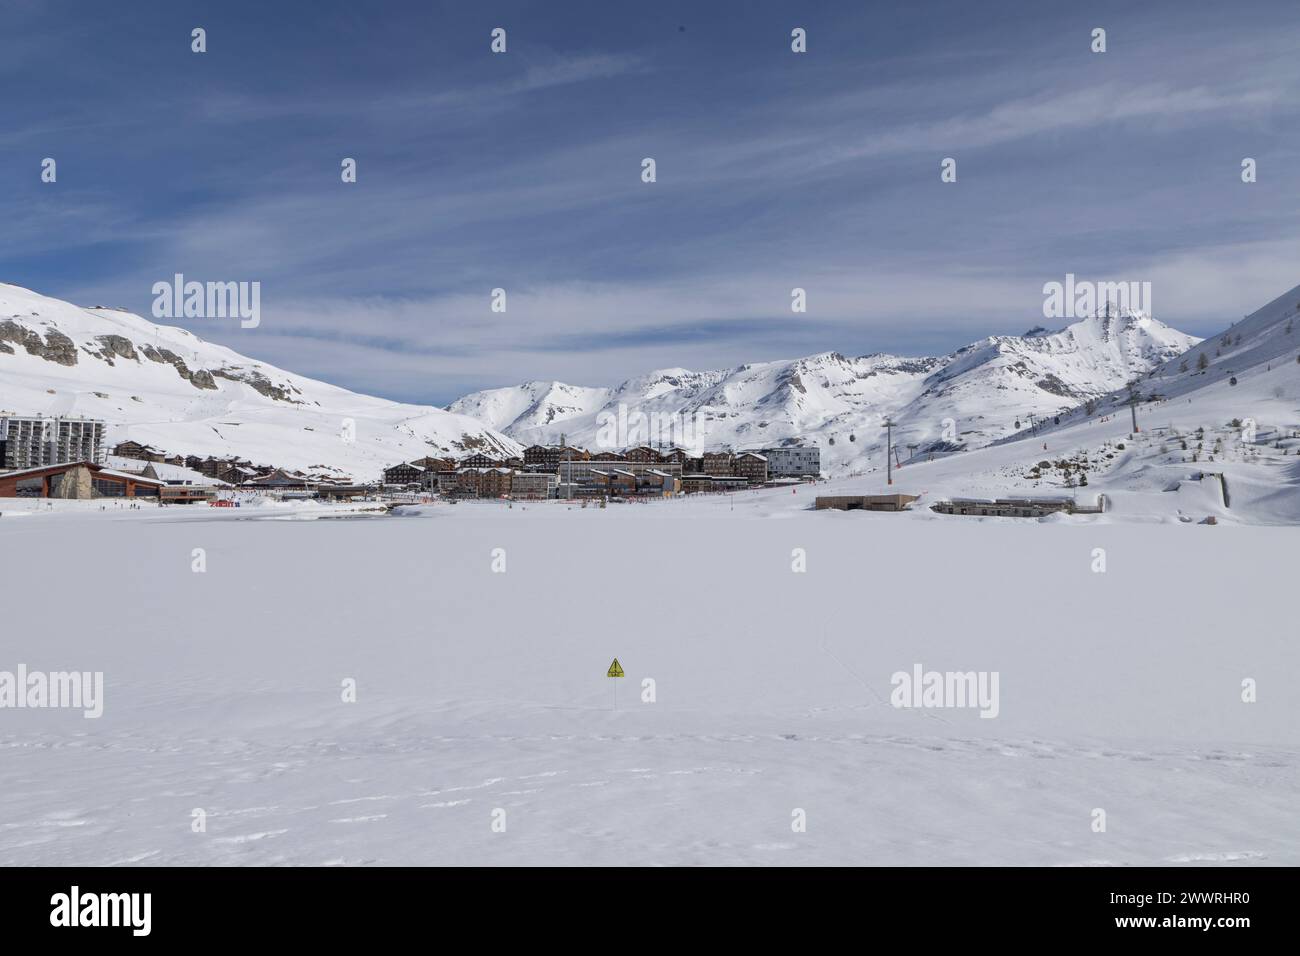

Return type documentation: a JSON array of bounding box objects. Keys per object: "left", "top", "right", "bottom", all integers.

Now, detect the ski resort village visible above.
[
  {"left": 1, "top": 280, "right": 1298, "bottom": 523},
  {"left": 3, "top": 278, "right": 1300, "bottom": 868},
  {"left": 0, "top": 424, "right": 823, "bottom": 505}
]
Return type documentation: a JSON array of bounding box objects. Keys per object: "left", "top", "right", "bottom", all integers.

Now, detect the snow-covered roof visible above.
[
  {"left": 0, "top": 462, "right": 93, "bottom": 479},
  {"left": 106, "top": 456, "right": 223, "bottom": 485},
  {"left": 97, "top": 468, "right": 165, "bottom": 485},
  {"left": 947, "top": 496, "right": 1075, "bottom": 505},
  {"left": 0, "top": 460, "right": 161, "bottom": 484}
]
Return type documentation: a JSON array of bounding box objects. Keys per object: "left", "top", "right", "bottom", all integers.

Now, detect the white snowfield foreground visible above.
[{"left": 1, "top": 496, "right": 1297, "bottom": 866}]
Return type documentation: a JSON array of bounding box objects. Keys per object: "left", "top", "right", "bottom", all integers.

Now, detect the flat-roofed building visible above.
[
  {"left": 556, "top": 458, "right": 681, "bottom": 497},
  {"left": 930, "top": 496, "right": 1101, "bottom": 518},
  {"left": 680, "top": 474, "right": 749, "bottom": 494},
  {"left": 0, "top": 416, "right": 105, "bottom": 470},
  {"left": 756, "top": 445, "right": 821, "bottom": 478},
  {"left": 815, "top": 493, "right": 919, "bottom": 512},
  {"left": 509, "top": 471, "right": 557, "bottom": 499}
]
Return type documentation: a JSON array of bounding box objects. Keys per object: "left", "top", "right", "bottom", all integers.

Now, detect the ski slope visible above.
[
  {"left": 450, "top": 309, "right": 1200, "bottom": 473},
  {"left": 0, "top": 283, "right": 521, "bottom": 479}
]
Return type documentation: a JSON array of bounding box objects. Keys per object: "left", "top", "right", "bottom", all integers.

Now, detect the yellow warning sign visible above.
[{"left": 606, "top": 658, "right": 624, "bottom": 678}]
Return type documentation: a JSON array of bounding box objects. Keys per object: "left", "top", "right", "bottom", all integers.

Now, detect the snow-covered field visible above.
[
  {"left": 3, "top": 280, "right": 1297, "bottom": 866},
  {"left": 2, "top": 483, "right": 1296, "bottom": 866}
]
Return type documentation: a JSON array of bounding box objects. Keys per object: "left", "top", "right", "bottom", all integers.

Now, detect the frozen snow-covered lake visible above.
[{"left": 1, "top": 502, "right": 1296, "bottom": 865}]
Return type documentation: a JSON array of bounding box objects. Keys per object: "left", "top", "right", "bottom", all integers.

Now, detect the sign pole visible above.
[{"left": 607, "top": 657, "right": 624, "bottom": 711}]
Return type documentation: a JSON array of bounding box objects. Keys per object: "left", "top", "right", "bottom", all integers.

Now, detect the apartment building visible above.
[
  {"left": 477, "top": 467, "right": 513, "bottom": 498},
  {"left": 733, "top": 451, "right": 769, "bottom": 484},
  {"left": 680, "top": 474, "right": 749, "bottom": 494},
  {"left": 0, "top": 415, "right": 105, "bottom": 470},
  {"left": 556, "top": 458, "right": 682, "bottom": 496},
  {"left": 440, "top": 467, "right": 514, "bottom": 498},
  {"left": 459, "top": 453, "right": 506, "bottom": 470},
  {"left": 508, "top": 471, "right": 557, "bottom": 500},
  {"left": 701, "top": 451, "right": 734, "bottom": 476},
  {"left": 411, "top": 456, "right": 456, "bottom": 473},
  {"left": 520, "top": 445, "right": 576, "bottom": 472},
  {"left": 754, "top": 445, "right": 821, "bottom": 478},
  {"left": 624, "top": 446, "right": 660, "bottom": 464},
  {"left": 383, "top": 462, "right": 426, "bottom": 486},
  {"left": 112, "top": 440, "right": 161, "bottom": 461}
]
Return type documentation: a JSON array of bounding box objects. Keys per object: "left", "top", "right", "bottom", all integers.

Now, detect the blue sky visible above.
[{"left": 3, "top": 0, "right": 1299, "bottom": 404}]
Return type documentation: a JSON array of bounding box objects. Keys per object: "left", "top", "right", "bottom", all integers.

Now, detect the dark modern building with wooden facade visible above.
[{"left": 0, "top": 461, "right": 165, "bottom": 499}]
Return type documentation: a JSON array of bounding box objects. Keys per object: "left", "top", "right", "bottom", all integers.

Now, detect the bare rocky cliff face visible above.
[{"left": 1, "top": 319, "right": 79, "bottom": 366}]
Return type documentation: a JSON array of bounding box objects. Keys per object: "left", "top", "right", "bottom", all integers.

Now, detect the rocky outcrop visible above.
[
  {"left": 139, "top": 344, "right": 218, "bottom": 390},
  {"left": 89, "top": 334, "right": 139, "bottom": 365},
  {"left": 211, "top": 368, "right": 300, "bottom": 402},
  {"left": 0, "top": 320, "right": 78, "bottom": 365}
]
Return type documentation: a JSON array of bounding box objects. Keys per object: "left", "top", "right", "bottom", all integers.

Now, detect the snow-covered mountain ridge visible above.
[
  {"left": 450, "top": 309, "right": 1201, "bottom": 473},
  {"left": 0, "top": 283, "right": 521, "bottom": 479}
]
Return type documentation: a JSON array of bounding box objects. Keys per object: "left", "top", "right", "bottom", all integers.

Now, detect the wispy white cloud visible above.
[{"left": 10, "top": 1, "right": 1300, "bottom": 404}]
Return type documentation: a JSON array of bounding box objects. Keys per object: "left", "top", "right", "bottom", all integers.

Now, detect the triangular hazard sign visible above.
[{"left": 606, "top": 658, "right": 624, "bottom": 678}]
